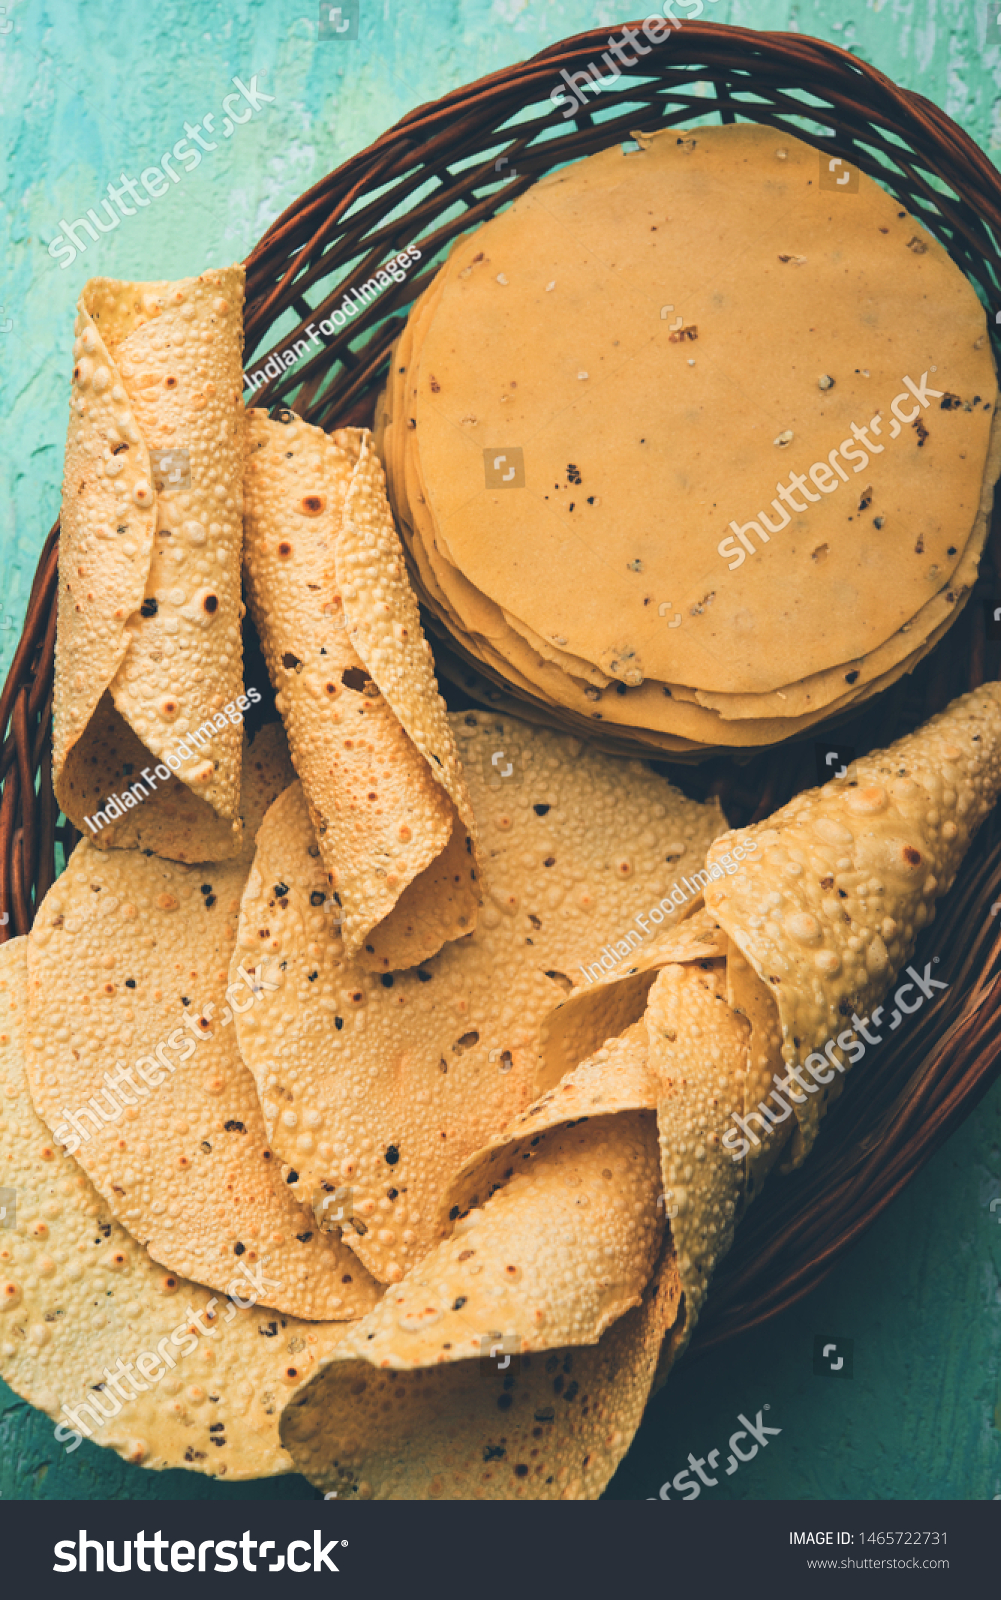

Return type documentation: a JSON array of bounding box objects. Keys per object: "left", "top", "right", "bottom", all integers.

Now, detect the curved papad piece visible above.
[
  {"left": 323, "top": 1108, "right": 662, "bottom": 1376},
  {"left": 280, "top": 1241, "right": 682, "bottom": 1500},
  {"left": 449, "top": 1020, "right": 658, "bottom": 1219},
  {"left": 646, "top": 958, "right": 782, "bottom": 1360},
  {"left": 0, "top": 938, "right": 352, "bottom": 1480},
  {"left": 243, "top": 411, "right": 479, "bottom": 970},
  {"left": 705, "top": 682, "right": 1001, "bottom": 1161},
  {"left": 58, "top": 703, "right": 293, "bottom": 866},
  {"left": 537, "top": 905, "right": 724, "bottom": 1095},
  {"left": 232, "top": 711, "right": 725, "bottom": 1284},
  {"left": 24, "top": 839, "right": 380, "bottom": 1322},
  {"left": 54, "top": 268, "right": 247, "bottom": 845}
]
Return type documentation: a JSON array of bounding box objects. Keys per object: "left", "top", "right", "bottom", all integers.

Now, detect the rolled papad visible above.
[
  {"left": 54, "top": 267, "right": 247, "bottom": 855},
  {"left": 704, "top": 681, "right": 1001, "bottom": 1160},
  {"left": 243, "top": 411, "right": 480, "bottom": 970},
  {"left": 0, "top": 938, "right": 352, "bottom": 1480}
]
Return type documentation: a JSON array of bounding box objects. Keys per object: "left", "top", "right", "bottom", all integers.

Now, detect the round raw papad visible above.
[
  {"left": 391, "top": 122, "right": 998, "bottom": 714},
  {"left": 232, "top": 709, "right": 726, "bottom": 1283},
  {"left": 0, "top": 938, "right": 353, "bottom": 1480}
]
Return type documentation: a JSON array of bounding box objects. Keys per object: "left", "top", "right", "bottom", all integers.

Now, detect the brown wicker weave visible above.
[{"left": 3, "top": 20, "right": 1001, "bottom": 1366}]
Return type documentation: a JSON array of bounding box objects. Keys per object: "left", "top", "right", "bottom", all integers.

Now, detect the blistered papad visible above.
[
  {"left": 537, "top": 905, "right": 722, "bottom": 1095},
  {"left": 57, "top": 702, "right": 290, "bottom": 866},
  {"left": 322, "top": 1105, "right": 662, "bottom": 1376},
  {"left": 646, "top": 958, "right": 761, "bottom": 1354},
  {"left": 243, "top": 411, "right": 479, "bottom": 970},
  {"left": 24, "top": 836, "right": 380, "bottom": 1321},
  {"left": 54, "top": 267, "right": 247, "bottom": 845},
  {"left": 705, "top": 682, "right": 1001, "bottom": 1160},
  {"left": 0, "top": 938, "right": 352, "bottom": 1480},
  {"left": 233, "top": 710, "right": 724, "bottom": 1283},
  {"left": 280, "top": 1242, "right": 682, "bottom": 1500}
]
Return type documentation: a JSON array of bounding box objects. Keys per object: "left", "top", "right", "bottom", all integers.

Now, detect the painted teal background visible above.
[{"left": 1, "top": 0, "right": 1001, "bottom": 1501}]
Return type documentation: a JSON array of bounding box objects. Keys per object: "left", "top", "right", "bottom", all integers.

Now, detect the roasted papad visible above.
[
  {"left": 243, "top": 411, "right": 480, "bottom": 970},
  {"left": 24, "top": 823, "right": 380, "bottom": 1322},
  {"left": 704, "top": 681, "right": 1001, "bottom": 1159},
  {"left": 0, "top": 938, "right": 353, "bottom": 1479},
  {"left": 281, "top": 1238, "right": 681, "bottom": 1500},
  {"left": 54, "top": 267, "right": 247, "bottom": 853},
  {"left": 232, "top": 710, "right": 725, "bottom": 1283}
]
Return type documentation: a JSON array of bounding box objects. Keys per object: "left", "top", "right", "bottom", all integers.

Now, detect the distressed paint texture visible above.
[{"left": 1, "top": 0, "right": 1001, "bottom": 1499}]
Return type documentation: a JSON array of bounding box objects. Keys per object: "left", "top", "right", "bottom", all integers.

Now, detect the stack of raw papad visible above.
[{"left": 376, "top": 123, "right": 1001, "bottom": 757}]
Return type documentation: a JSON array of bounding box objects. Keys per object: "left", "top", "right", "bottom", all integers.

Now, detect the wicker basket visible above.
[{"left": 4, "top": 19, "right": 1001, "bottom": 1366}]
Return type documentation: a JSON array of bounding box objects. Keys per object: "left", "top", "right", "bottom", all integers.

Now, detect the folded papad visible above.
[
  {"left": 54, "top": 266, "right": 248, "bottom": 862},
  {"left": 0, "top": 937, "right": 353, "bottom": 1480},
  {"left": 232, "top": 709, "right": 724, "bottom": 1286},
  {"left": 280, "top": 1022, "right": 685, "bottom": 1500},
  {"left": 548, "top": 684, "right": 1001, "bottom": 1375},
  {"left": 243, "top": 410, "right": 481, "bottom": 971}
]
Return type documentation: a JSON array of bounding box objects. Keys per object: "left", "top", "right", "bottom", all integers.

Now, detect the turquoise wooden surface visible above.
[{"left": 1, "top": 0, "right": 1000, "bottom": 1501}]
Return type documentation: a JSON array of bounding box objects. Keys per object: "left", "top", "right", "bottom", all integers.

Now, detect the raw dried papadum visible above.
[{"left": 54, "top": 266, "right": 247, "bottom": 857}]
